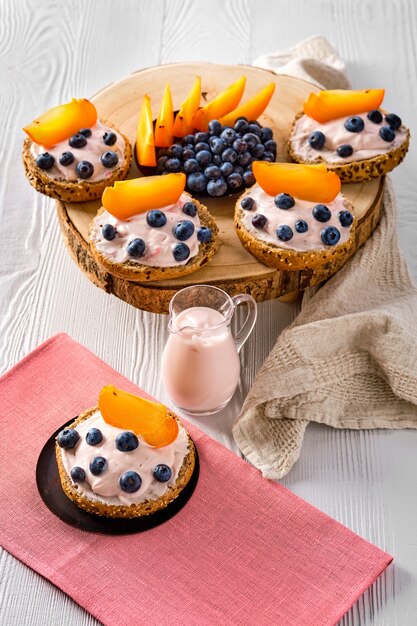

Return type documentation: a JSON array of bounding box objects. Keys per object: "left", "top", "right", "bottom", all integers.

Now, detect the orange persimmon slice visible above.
[
  {"left": 99, "top": 385, "right": 178, "bottom": 448},
  {"left": 219, "top": 83, "right": 276, "bottom": 127},
  {"left": 303, "top": 88, "right": 385, "bottom": 123},
  {"left": 173, "top": 76, "right": 201, "bottom": 137},
  {"left": 155, "top": 83, "right": 174, "bottom": 148},
  {"left": 192, "top": 76, "right": 246, "bottom": 131},
  {"left": 23, "top": 98, "right": 97, "bottom": 147},
  {"left": 102, "top": 173, "right": 186, "bottom": 220},
  {"left": 136, "top": 94, "right": 157, "bottom": 167},
  {"left": 253, "top": 161, "right": 341, "bottom": 203}
]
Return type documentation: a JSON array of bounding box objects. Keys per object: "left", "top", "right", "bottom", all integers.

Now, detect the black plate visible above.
[{"left": 36, "top": 418, "right": 199, "bottom": 535}]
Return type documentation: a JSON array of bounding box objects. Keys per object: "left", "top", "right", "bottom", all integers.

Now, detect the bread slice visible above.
[
  {"left": 55, "top": 407, "right": 196, "bottom": 519},
  {"left": 288, "top": 111, "right": 410, "bottom": 183},
  {"left": 22, "top": 118, "right": 132, "bottom": 202},
  {"left": 89, "top": 193, "right": 219, "bottom": 282},
  {"left": 234, "top": 185, "right": 356, "bottom": 271}
]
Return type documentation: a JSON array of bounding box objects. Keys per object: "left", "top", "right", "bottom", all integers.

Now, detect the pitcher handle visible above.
[{"left": 231, "top": 294, "right": 258, "bottom": 354}]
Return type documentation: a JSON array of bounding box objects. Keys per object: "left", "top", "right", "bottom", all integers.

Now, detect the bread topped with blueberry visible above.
[
  {"left": 55, "top": 385, "right": 196, "bottom": 518},
  {"left": 234, "top": 162, "right": 356, "bottom": 271},
  {"left": 89, "top": 174, "right": 219, "bottom": 282},
  {"left": 22, "top": 98, "right": 131, "bottom": 202},
  {"left": 288, "top": 89, "right": 409, "bottom": 183}
]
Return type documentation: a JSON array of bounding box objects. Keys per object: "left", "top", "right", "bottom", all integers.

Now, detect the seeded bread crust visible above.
[
  {"left": 22, "top": 118, "right": 132, "bottom": 202},
  {"left": 89, "top": 192, "right": 219, "bottom": 282},
  {"left": 288, "top": 110, "right": 410, "bottom": 183},
  {"left": 234, "top": 185, "right": 357, "bottom": 271},
  {"left": 55, "top": 407, "right": 196, "bottom": 519}
]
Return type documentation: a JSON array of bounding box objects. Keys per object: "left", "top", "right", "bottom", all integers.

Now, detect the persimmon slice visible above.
[
  {"left": 303, "top": 88, "right": 385, "bottom": 123},
  {"left": 173, "top": 76, "right": 201, "bottom": 137},
  {"left": 253, "top": 161, "right": 341, "bottom": 203},
  {"left": 192, "top": 76, "right": 246, "bottom": 131},
  {"left": 219, "top": 83, "right": 276, "bottom": 127},
  {"left": 136, "top": 94, "right": 157, "bottom": 167},
  {"left": 155, "top": 83, "right": 174, "bottom": 148}
]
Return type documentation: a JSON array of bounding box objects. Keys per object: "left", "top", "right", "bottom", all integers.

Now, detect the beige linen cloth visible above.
[{"left": 232, "top": 37, "right": 417, "bottom": 479}]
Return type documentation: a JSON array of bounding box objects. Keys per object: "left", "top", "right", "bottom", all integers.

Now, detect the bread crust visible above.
[
  {"left": 22, "top": 119, "right": 132, "bottom": 202},
  {"left": 55, "top": 407, "right": 196, "bottom": 519},
  {"left": 288, "top": 110, "right": 410, "bottom": 183},
  {"left": 89, "top": 192, "right": 219, "bottom": 282},
  {"left": 234, "top": 185, "right": 357, "bottom": 271}
]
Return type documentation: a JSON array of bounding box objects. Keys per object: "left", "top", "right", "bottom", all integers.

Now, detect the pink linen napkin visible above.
[{"left": 0, "top": 333, "right": 392, "bottom": 626}]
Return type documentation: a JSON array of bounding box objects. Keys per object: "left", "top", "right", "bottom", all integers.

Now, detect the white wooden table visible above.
[{"left": 1, "top": 1, "right": 416, "bottom": 624}]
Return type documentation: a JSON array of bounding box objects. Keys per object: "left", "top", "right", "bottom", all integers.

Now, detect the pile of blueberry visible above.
[
  {"left": 155, "top": 117, "right": 276, "bottom": 197},
  {"left": 308, "top": 110, "right": 402, "bottom": 158},
  {"left": 35, "top": 129, "right": 120, "bottom": 179},
  {"left": 57, "top": 426, "right": 173, "bottom": 494},
  {"left": 101, "top": 201, "right": 213, "bottom": 263},
  {"left": 241, "top": 192, "right": 354, "bottom": 247}
]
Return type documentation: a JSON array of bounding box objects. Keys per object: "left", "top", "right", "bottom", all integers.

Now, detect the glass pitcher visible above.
[{"left": 161, "top": 285, "right": 257, "bottom": 416}]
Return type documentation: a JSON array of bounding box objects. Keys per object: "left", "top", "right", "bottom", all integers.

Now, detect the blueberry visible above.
[
  {"left": 36, "top": 152, "right": 55, "bottom": 170},
  {"left": 59, "top": 151, "right": 74, "bottom": 166},
  {"left": 248, "top": 123, "right": 261, "bottom": 136},
  {"left": 264, "top": 139, "right": 277, "bottom": 153},
  {"left": 70, "top": 467, "right": 86, "bottom": 482},
  {"left": 312, "top": 204, "right": 331, "bottom": 222},
  {"left": 79, "top": 128, "right": 92, "bottom": 138},
  {"left": 242, "top": 133, "right": 259, "bottom": 149},
  {"left": 57, "top": 428, "right": 80, "bottom": 449},
  {"left": 260, "top": 127, "right": 273, "bottom": 143},
  {"left": 119, "top": 470, "right": 142, "bottom": 493},
  {"left": 209, "top": 136, "right": 225, "bottom": 154},
  {"left": 233, "top": 165, "right": 244, "bottom": 176},
  {"left": 274, "top": 193, "right": 295, "bottom": 210},
  {"left": 222, "top": 148, "right": 238, "bottom": 164},
  {"left": 339, "top": 210, "right": 354, "bottom": 227},
  {"left": 385, "top": 113, "right": 402, "bottom": 130},
  {"left": 90, "top": 456, "right": 107, "bottom": 475},
  {"left": 103, "top": 131, "right": 117, "bottom": 145},
  {"left": 262, "top": 151, "right": 275, "bottom": 162},
  {"left": 127, "top": 238, "right": 146, "bottom": 258},
  {"left": 379, "top": 126, "right": 396, "bottom": 142},
  {"left": 147, "top": 209, "right": 167, "bottom": 228},
  {"left": 234, "top": 118, "right": 249, "bottom": 133},
  {"left": 174, "top": 220, "right": 195, "bottom": 241},
  {"left": 208, "top": 119, "right": 222, "bottom": 135},
  {"left": 207, "top": 177, "right": 227, "bottom": 196},
  {"left": 337, "top": 144, "right": 353, "bottom": 158},
  {"left": 182, "top": 148, "right": 195, "bottom": 161},
  {"left": 367, "top": 110, "right": 383, "bottom": 124},
  {"left": 195, "top": 141, "right": 210, "bottom": 153},
  {"left": 220, "top": 128, "right": 236, "bottom": 145},
  {"left": 226, "top": 172, "right": 243, "bottom": 190},
  {"left": 69, "top": 133, "right": 87, "bottom": 148},
  {"left": 197, "top": 227, "right": 213, "bottom": 243},
  {"left": 183, "top": 201, "right": 197, "bottom": 217},
  {"left": 195, "top": 131, "right": 209, "bottom": 143},
  {"left": 249, "top": 120, "right": 261, "bottom": 128},
  {"left": 276, "top": 225, "right": 293, "bottom": 242},
  {"left": 321, "top": 226, "right": 341, "bottom": 246},
  {"left": 173, "top": 242, "right": 190, "bottom": 261},
  {"left": 238, "top": 151, "right": 252, "bottom": 167},
  {"left": 184, "top": 158, "right": 199, "bottom": 174},
  {"left": 252, "top": 144, "right": 265, "bottom": 158},
  {"left": 102, "top": 223, "right": 116, "bottom": 240},
  {"left": 168, "top": 143, "right": 183, "bottom": 158},
  {"left": 100, "top": 150, "right": 119, "bottom": 168},
  {"left": 241, "top": 196, "right": 254, "bottom": 210},
  {"left": 308, "top": 131, "right": 325, "bottom": 150},
  {"left": 295, "top": 220, "right": 308, "bottom": 233},
  {"left": 115, "top": 431, "right": 139, "bottom": 452},
  {"left": 165, "top": 157, "right": 182, "bottom": 172},
  {"left": 196, "top": 150, "right": 212, "bottom": 166},
  {"left": 243, "top": 170, "right": 255, "bottom": 186},
  {"left": 187, "top": 172, "right": 207, "bottom": 192},
  {"left": 344, "top": 116, "right": 365, "bottom": 133},
  {"left": 86, "top": 428, "right": 103, "bottom": 446},
  {"left": 183, "top": 134, "right": 195, "bottom": 145},
  {"left": 76, "top": 160, "right": 94, "bottom": 179},
  {"left": 220, "top": 162, "right": 233, "bottom": 177},
  {"left": 157, "top": 155, "right": 168, "bottom": 172},
  {"left": 252, "top": 214, "right": 267, "bottom": 228},
  {"left": 232, "top": 138, "right": 248, "bottom": 153},
  {"left": 204, "top": 165, "right": 222, "bottom": 180},
  {"left": 153, "top": 464, "right": 172, "bottom": 482}
]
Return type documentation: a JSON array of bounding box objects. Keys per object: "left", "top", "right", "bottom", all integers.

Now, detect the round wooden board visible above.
[{"left": 58, "top": 62, "right": 384, "bottom": 313}]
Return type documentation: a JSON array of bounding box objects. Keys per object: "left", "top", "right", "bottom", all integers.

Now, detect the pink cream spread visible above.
[
  {"left": 290, "top": 111, "right": 407, "bottom": 164},
  {"left": 90, "top": 192, "right": 203, "bottom": 267},
  {"left": 241, "top": 184, "right": 353, "bottom": 251},
  {"left": 60, "top": 410, "right": 189, "bottom": 506},
  {"left": 30, "top": 121, "right": 126, "bottom": 182}
]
